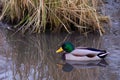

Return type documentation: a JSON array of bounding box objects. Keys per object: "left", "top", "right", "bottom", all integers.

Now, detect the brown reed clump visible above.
[{"left": 0, "top": 0, "right": 109, "bottom": 35}]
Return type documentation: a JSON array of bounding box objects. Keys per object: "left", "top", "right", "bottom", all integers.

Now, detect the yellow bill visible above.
[{"left": 56, "top": 47, "right": 63, "bottom": 53}]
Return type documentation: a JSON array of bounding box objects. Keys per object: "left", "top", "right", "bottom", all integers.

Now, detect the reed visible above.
[{"left": 0, "top": 0, "right": 109, "bottom": 35}]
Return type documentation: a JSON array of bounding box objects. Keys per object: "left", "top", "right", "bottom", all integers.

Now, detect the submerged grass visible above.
[{"left": 0, "top": 0, "right": 109, "bottom": 35}]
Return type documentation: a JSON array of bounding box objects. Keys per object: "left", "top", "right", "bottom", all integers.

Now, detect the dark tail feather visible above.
[
  {"left": 101, "top": 50, "right": 107, "bottom": 53},
  {"left": 97, "top": 53, "right": 108, "bottom": 58}
]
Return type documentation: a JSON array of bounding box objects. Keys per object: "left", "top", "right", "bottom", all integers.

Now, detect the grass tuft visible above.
[{"left": 0, "top": 0, "right": 110, "bottom": 35}]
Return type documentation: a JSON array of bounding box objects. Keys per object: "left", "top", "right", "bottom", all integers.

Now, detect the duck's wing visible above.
[
  {"left": 71, "top": 47, "right": 106, "bottom": 55},
  {"left": 76, "top": 47, "right": 106, "bottom": 53}
]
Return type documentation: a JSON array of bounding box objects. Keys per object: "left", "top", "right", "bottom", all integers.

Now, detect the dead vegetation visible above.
[{"left": 0, "top": 0, "right": 110, "bottom": 35}]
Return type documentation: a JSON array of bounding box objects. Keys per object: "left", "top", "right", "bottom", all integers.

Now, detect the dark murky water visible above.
[
  {"left": 0, "top": 29, "right": 120, "bottom": 80},
  {"left": 0, "top": 1, "right": 120, "bottom": 80}
]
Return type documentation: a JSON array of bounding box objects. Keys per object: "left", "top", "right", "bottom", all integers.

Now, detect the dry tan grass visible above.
[{"left": 0, "top": 0, "right": 110, "bottom": 35}]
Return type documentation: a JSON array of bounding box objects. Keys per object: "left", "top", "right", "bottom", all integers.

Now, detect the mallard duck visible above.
[{"left": 56, "top": 42, "right": 108, "bottom": 61}]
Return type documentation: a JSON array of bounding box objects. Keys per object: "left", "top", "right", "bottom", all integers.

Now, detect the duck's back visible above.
[{"left": 71, "top": 48, "right": 104, "bottom": 55}]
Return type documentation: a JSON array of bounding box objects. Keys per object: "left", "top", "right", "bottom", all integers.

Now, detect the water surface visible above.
[{"left": 0, "top": 29, "right": 120, "bottom": 80}]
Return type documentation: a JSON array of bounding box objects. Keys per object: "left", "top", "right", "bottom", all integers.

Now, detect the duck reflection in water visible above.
[{"left": 57, "top": 59, "right": 108, "bottom": 72}]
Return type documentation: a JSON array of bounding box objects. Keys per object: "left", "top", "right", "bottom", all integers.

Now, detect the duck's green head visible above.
[{"left": 56, "top": 42, "right": 75, "bottom": 53}]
